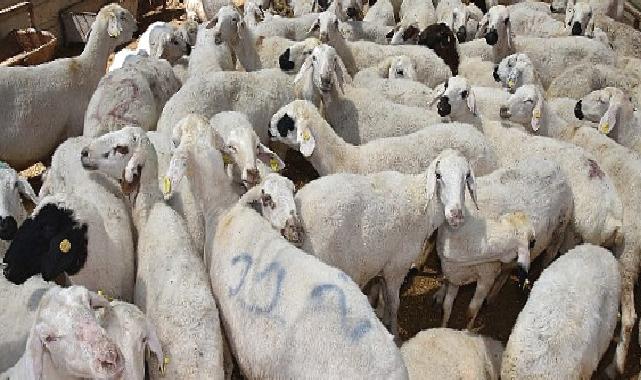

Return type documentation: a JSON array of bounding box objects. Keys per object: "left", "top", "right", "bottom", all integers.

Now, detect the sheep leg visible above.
[
  {"left": 614, "top": 269, "right": 638, "bottom": 375},
  {"left": 466, "top": 275, "right": 494, "bottom": 330},
  {"left": 486, "top": 265, "right": 513, "bottom": 304},
  {"left": 441, "top": 283, "right": 459, "bottom": 328},
  {"left": 382, "top": 272, "right": 404, "bottom": 342},
  {"left": 432, "top": 284, "right": 447, "bottom": 306}
]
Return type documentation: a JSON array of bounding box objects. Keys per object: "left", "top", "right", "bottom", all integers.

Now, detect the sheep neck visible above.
[
  {"left": 132, "top": 142, "right": 163, "bottom": 227},
  {"left": 79, "top": 18, "right": 118, "bottom": 73},
  {"left": 327, "top": 34, "right": 357, "bottom": 76},
  {"left": 233, "top": 26, "right": 262, "bottom": 71},
  {"left": 493, "top": 32, "right": 514, "bottom": 64},
  {"left": 409, "top": 171, "right": 446, "bottom": 236},
  {"left": 306, "top": 108, "right": 356, "bottom": 175}
]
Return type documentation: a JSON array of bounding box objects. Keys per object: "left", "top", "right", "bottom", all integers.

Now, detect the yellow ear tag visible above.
[
  {"left": 508, "top": 79, "right": 515, "bottom": 88},
  {"left": 59, "top": 239, "right": 71, "bottom": 253},
  {"left": 222, "top": 153, "right": 233, "bottom": 165},
  {"left": 302, "top": 129, "right": 311, "bottom": 142},
  {"left": 162, "top": 176, "right": 172, "bottom": 195},
  {"left": 270, "top": 158, "right": 280, "bottom": 172},
  {"left": 533, "top": 109, "right": 541, "bottom": 119},
  {"left": 599, "top": 122, "right": 610, "bottom": 134},
  {"left": 161, "top": 356, "right": 170, "bottom": 374},
  {"left": 97, "top": 290, "right": 104, "bottom": 296}
]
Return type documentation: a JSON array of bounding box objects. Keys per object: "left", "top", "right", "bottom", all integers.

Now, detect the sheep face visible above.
[
  {"left": 100, "top": 4, "right": 137, "bottom": 46},
  {"left": 499, "top": 212, "right": 536, "bottom": 287},
  {"left": 495, "top": 53, "right": 535, "bottom": 93},
  {"left": 31, "top": 287, "right": 124, "bottom": 378},
  {"left": 255, "top": 174, "right": 304, "bottom": 247},
  {"left": 384, "top": 55, "right": 417, "bottom": 80},
  {"left": 153, "top": 29, "right": 189, "bottom": 64},
  {"left": 566, "top": 1, "right": 593, "bottom": 36},
  {"left": 435, "top": 76, "right": 477, "bottom": 119},
  {"left": 269, "top": 101, "right": 317, "bottom": 157},
  {"left": 576, "top": 88, "right": 628, "bottom": 135},
  {"left": 0, "top": 166, "right": 36, "bottom": 241},
  {"left": 81, "top": 127, "right": 148, "bottom": 188},
  {"left": 278, "top": 38, "right": 321, "bottom": 72},
  {"left": 427, "top": 150, "right": 477, "bottom": 228},
  {"left": 207, "top": 6, "right": 244, "bottom": 45},
  {"left": 417, "top": 23, "right": 459, "bottom": 76},
  {"left": 181, "top": 20, "right": 199, "bottom": 46},
  {"left": 295, "top": 44, "right": 350, "bottom": 100},
  {"left": 309, "top": 11, "right": 340, "bottom": 43},
  {"left": 3, "top": 203, "right": 88, "bottom": 284},
  {"left": 550, "top": 0, "right": 568, "bottom": 13},
  {"left": 500, "top": 85, "right": 544, "bottom": 131},
  {"left": 222, "top": 126, "right": 283, "bottom": 187},
  {"left": 334, "top": 0, "right": 364, "bottom": 21},
  {"left": 477, "top": 5, "right": 510, "bottom": 47}
]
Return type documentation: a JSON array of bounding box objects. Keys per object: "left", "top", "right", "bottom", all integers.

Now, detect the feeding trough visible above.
[{"left": 0, "top": 1, "right": 57, "bottom": 67}]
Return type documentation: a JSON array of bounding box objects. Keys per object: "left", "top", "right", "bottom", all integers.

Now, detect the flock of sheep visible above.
[{"left": 0, "top": 0, "right": 640, "bottom": 378}]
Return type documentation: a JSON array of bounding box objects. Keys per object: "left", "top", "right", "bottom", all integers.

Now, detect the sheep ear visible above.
[
  {"left": 144, "top": 318, "right": 164, "bottom": 372},
  {"left": 475, "top": 14, "right": 488, "bottom": 38},
  {"left": 257, "top": 144, "right": 285, "bottom": 172},
  {"left": 121, "top": 147, "right": 146, "bottom": 197},
  {"left": 237, "top": 19, "right": 246, "bottom": 39},
  {"left": 238, "top": 184, "right": 263, "bottom": 204},
  {"left": 585, "top": 15, "right": 595, "bottom": 37},
  {"left": 429, "top": 83, "right": 446, "bottom": 108},
  {"left": 425, "top": 158, "right": 440, "bottom": 204},
  {"left": 599, "top": 91, "right": 624, "bottom": 135},
  {"left": 107, "top": 11, "right": 123, "bottom": 38},
  {"left": 531, "top": 89, "right": 544, "bottom": 132},
  {"left": 294, "top": 55, "right": 313, "bottom": 86},
  {"left": 17, "top": 177, "right": 38, "bottom": 204},
  {"left": 28, "top": 324, "right": 46, "bottom": 379},
  {"left": 307, "top": 19, "right": 320, "bottom": 35},
  {"left": 467, "top": 88, "right": 477, "bottom": 116},
  {"left": 505, "top": 17, "right": 512, "bottom": 50},
  {"left": 377, "top": 57, "right": 393, "bottom": 78},
  {"left": 466, "top": 168, "right": 479, "bottom": 210},
  {"left": 297, "top": 127, "right": 316, "bottom": 157},
  {"left": 333, "top": 55, "right": 351, "bottom": 94},
  {"left": 205, "top": 17, "right": 217, "bottom": 29}
]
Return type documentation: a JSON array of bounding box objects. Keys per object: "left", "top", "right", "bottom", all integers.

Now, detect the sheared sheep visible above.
[{"left": 0, "top": 4, "right": 136, "bottom": 169}]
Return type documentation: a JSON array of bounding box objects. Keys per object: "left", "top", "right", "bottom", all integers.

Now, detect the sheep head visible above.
[
  {"left": 0, "top": 166, "right": 37, "bottom": 241},
  {"left": 308, "top": 11, "right": 341, "bottom": 44},
  {"left": 495, "top": 53, "right": 537, "bottom": 93},
  {"left": 417, "top": 23, "right": 459, "bottom": 76},
  {"left": 240, "top": 173, "right": 304, "bottom": 247},
  {"left": 28, "top": 286, "right": 123, "bottom": 379},
  {"left": 3, "top": 202, "right": 88, "bottom": 284},
  {"left": 432, "top": 76, "right": 477, "bottom": 119},
  {"left": 499, "top": 211, "right": 536, "bottom": 289},
  {"left": 278, "top": 38, "right": 321, "bottom": 73},
  {"left": 100, "top": 4, "right": 137, "bottom": 45},
  {"left": 386, "top": 23, "right": 420, "bottom": 45},
  {"left": 477, "top": 5, "right": 511, "bottom": 49},
  {"left": 499, "top": 84, "right": 545, "bottom": 132},
  {"left": 425, "top": 149, "right": 478, "bottom": 228},
  {"left": 269, "top": 100, "right": 318, "bottom": 157},
  {"left": 566, "top": 1, "right": 595, "bottom": 37},
  {"left": 575, "top": 87, "right": 632, "bottom": 135},
  {"left": 206, "top": 5, "right": 245, "bottom": 45},
  {"left": 377, "top": 55, "right": 417, "bottom": 80},
  {"left": 295, "top": 44, "right": 351, "bottom": 103}
]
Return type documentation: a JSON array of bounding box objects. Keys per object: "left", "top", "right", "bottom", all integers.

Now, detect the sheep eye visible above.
[
  {"left": 44, "top": 335, "right": 57, "bottom": 343},
  {"left": 114, "top": 145, "right": 129, "bottom": 155},
  {"left": 435, "top": 172, "right": 442, "bottom": 180},
  {"left": 461, "top": 90, "right": 468, "bottom": 99},
  {"left": 312, "top": 55, "right": 317, "bottom": 61},
  {"left": 465, "top": 172, "right": 470, "bottom": 179},
  {"left": 102, "top": 152, "right": 110, "bottom": 158}
]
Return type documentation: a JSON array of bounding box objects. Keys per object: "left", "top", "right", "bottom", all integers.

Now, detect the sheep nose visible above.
[
  {"left": 81, "top": 148, "right": 89, "bottom": 158},
  {"left": 572, "top": 22, "right": 582, "bottom": 36},
  {"left": 437, "top": 96, "right": 452, "bottom": 117},
  {"left": 485, "top": 29, "right": 498, "bottom": 45},
  {"left": 346, "top": 7, "right": 358, "bottom": 18},
  {"left": 320, "top": 76, "right": 332, "bottom": 90},
  {"left": 499, "top": 105, "right": 511, "bottom": 119},
  {"left": 456, "top": 26, "right": 466, "bottom": 43},
  {"left": 493, "top": 66, "right": 500, "bottom": 82},
  {"left": 0, "top": 216, "right": 18, "bottom": 241},
  {"left": 574, "top": 100, "right": 584, "bottom": 119}
]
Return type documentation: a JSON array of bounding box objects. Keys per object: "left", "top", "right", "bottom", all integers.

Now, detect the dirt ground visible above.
[{"left": 44, "top": 4, "right": 641, "bottom": 379}]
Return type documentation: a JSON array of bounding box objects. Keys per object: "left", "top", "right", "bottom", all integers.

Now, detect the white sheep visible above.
[
  {"left": 0, "top": 276, "right": 54, "bottom": 372},
  {"left": 294, "top": 149, "right": 478, "bottom": 338},
  {"left": 252, "top": 12, "right": 320, "bottom": 40},
  {"left": 84, "top": 56, "right": 182, "bottom": 138},
  {"left": 507, "top": 4, "right": 566, "bottom": 38},
  {"left": 0, "top": 4, "right": 136, "bottom": 169},
  {"left": 501, "top": 244, "right": 620, "bottom": 379},
  {"left": 295, "top": 45, "right": 444, "bottom": 144},
  {"left": 363, "top": 0, "right": 395, "bottom": 26},
  {"left": 435, "top": 0, "right": 483, "bottom": 43},
  {"left": 187, "top": 23, "right": 236, "bottom": 77},
  {"left": 310, "top": 10, "right": 452, "bottom": 85},
  {"left": 269, "top": 99, "right": 498, "bottom": 176},
  {"left": 499, "top": 84, "right": 576, "bottom": 140},
  {"left": 209, "top": 200, "right": 408, "bottom": 378},
  {"left": 401, "top": 328, "right": 504, "bottom": 380},
  {"left": 576, "top": 87, "right": 641, "bottom": 154},
  {"left": 493, "top": 53, "right": 541, "bottom": 93},
  {"left": 95, "top": 300, "right": 164, "bottom": 380},
  {"left": 571, "top": 127, "right": 641, "bottom": 375},
  {"left": 0, "top": 164, "right": 37, "bottom": 258},
  {"left": 550, "top": 0, "right": 624, "bottom": 21},
  {"left": 547, "top": 63, "right": 641, "bottom": 102},
  {"left": 437, "top": 157, "right": 573, "bottom": 328},
  {"left": 80, "top": 127, "right": 226, "bottom": 379},
  {"left": 1, "top": 286, "right": 125, "bottom": 379}
]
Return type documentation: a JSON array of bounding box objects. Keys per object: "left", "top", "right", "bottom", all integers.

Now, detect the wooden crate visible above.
[{"left": 0, "top": 28, "right": 56, "bottom": 66}]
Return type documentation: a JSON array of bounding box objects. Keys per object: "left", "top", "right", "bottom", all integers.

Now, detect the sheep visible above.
[
  {"left": 253, "top": 13, "right": 320, "bottom": 40},
  {"left": 0, "top": 4, "right": 136, "bottom": 170},
  {"left": 209, "top": 111, "right": 285, "bottom": 188},
  {"left": 0, "top": 276, "right": 54, "bottom": 372},
  {"left": 547, "top": 63, "right": 641, "bottom": 102},
  {"left": 294, "top": 149, "right": 478, "bottom": 338},
  {"left": 207, "top": 5, "right": 264, "bottom": 71},
  {"left": 388, "top": 0, "right": 436, "bottom": 45},
  {"left": 84, "top": 56, "right": 182, "bottom": 138},
  {"left": 310, "top": 11, "right": 452, "bottom": 85},
  {"left": 589, "top": 13, "right": 641, "bottom": 60},
  {"left": 363, "top": 0, "right": 395, "bottom": 26},
  {"left": 493, "top": 53, "right": 541, "bottom": 93},
  {"left": 507, "top": 4, "right": 566, "bottom": 38},
  {"left": 269, "top": 99, "right": 498, "bottom": 176},
  {"left": 435, "top": 0, "right": 483, "bottom": 43},
  {"left": 0, "top": 164, "right": 37, "bottom": 258},
  {"left": 499, "top": 84, "right": 576, "bottom": 140},
  {"left": 550, "top": 0, "right": 624, "bottom": 21},
  {"left": 501, "top": 244, "right": 620, "bottom": 379},
  {"left": 295, "top": 45, "right": 445, "bottom": 144},
  {"left": 80, "top": 127, "right": 226, "bottom": 379},
  {"left": 416, "top": 22, "right": 461, "bottom": 76},
  {"left": 571, "top": 127, "right": 641, "bottom": 375},
  {"left": 337, "top": 19, "right": 394, "bottom": 43},
  {"left": 575, "top": 87, "right": 641, "bottom": 155},
  {"left": 1, "top": 286, "right": 125, "bottom": 379},
  {"left": 465, "top": 5, "right": 514, "bottom": 64},
  {"left": 186, "top": 0, "right": 218, "bottom": 22},
  {"left": 401, "top": 328, "right": 504, "bottom": 380},
  {"left": 187, "top": 24, "right": 236, "bottom": 78},
  {"left": 95, "top": 300, "right": 164, "bottom": 380},
  {"left": 293, "top": 0, "right": 363, "bottom": 20},
  {"left": 24, "top": 137, "right": 135, "bottom": 301},
  {"left": 276, "top": 37, "right": 322, "bottom": 72},
  {"left": 436, "top": 157, "right": 573, "bottom": 329},
  {"left": 432, "top": 75, "right": 511, "bottom": 128}
]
